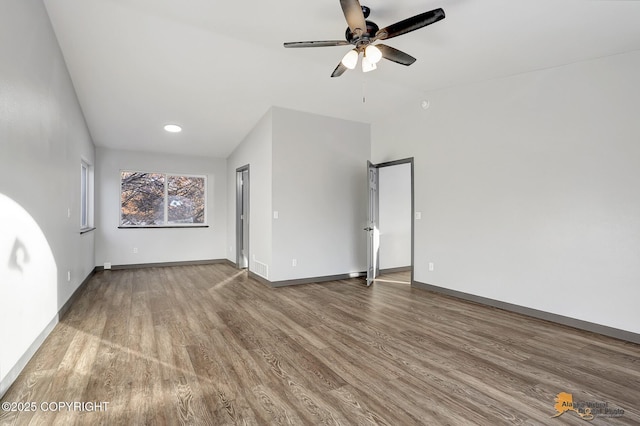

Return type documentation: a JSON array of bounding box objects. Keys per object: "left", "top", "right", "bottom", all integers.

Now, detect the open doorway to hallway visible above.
[
  {"left": 236, "top": 165, "right": 250, "bottom": 269},
  {"left": 369, "top": 159, "right": 413, "bottom": 285}
]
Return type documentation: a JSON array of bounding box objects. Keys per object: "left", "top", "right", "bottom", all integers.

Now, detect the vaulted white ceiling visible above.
[{"left": 43, "top": 0, "right": 640, "bottom": 158}]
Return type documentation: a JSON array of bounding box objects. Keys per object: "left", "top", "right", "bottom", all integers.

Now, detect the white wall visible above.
[
  {"left": 0, "top": 0, "right": 95, "bottom": 395},
  {"left": 379, "top": 163, "right": 412, "bottom": 270},
  {"left": 226, "top": 107, "right": 370, "bottom": 282},
  {"left": 226, "top": 109, "right": 273, "bottom": 275},
  {"left": 372, "top": 50, "right": 640, "bottom": 334},
  {"left": 95, "top": 147, "right": 227, "bottom": 266},
  {"left": 271, "top": 107, "right": 370, "bottom": 281}
]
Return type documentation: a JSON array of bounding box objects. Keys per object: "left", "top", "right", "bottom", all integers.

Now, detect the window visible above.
[
  {"left": 80, "top": 160, "right": 94, "bottom": 231},
  {"left": 120, "top": 171, "right": 206, "bottom": 227}
]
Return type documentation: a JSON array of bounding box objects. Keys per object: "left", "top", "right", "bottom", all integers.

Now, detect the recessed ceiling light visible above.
[{"left": 164, "top": 124, "right": 182, "bottom": 133}]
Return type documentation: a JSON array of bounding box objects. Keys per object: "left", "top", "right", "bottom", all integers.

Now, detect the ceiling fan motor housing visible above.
[{"left": 345, "top": 20, "right": 379, "bottom": 46}]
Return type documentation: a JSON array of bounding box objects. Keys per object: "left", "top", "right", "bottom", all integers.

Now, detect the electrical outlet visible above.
[
  {"left": 133, "top": 247, "right": 138, "bottom": 254},
  {"left": 292, "top": 259, "right": 297, "bottom": 267},
  {"left": 104, "top": 262, "right": 112, "bottom": 270},
  {"left": 428, "top": 262, "right": 434, "bottom": 272},
  {"left": 67, "top": 270, "right": 71, "bottom": 282}
]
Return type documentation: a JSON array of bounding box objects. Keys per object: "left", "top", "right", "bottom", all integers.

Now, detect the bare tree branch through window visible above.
[{"left": 120, "top": 171, "right": 206, "bottom": 226}]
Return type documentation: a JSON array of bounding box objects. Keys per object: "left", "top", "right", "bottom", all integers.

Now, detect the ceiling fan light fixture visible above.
[
  {"left": 283, "top": 5, "right": 445, "bottom": 78},
  {"left": 365, "top": 45, "right": 382, "bottom": 64},
  {"left": 362, "top": 55, "right": 377, "bottom": 73},
  {"left": 341, "top": 49, "right": 359, "bottom": 70}
]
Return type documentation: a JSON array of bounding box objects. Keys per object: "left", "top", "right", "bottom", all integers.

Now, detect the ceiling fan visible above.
[{"left": 283, "top": 0, "right": 445, "bottom": 77}]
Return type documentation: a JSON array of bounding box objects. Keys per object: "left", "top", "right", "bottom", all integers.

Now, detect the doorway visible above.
[
  {"left": 236, "top": 165, "right": 250, "bottom": 269},
  {"left": 366, "top": 158, "right": 414, "bottom": 285}
]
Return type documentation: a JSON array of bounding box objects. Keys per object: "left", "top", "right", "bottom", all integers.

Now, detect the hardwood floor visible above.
[
  {"left": 374, "top": 270, "right": 411, "bottom": 284},
  {"left": 1, "top": 264, "right": 639, "bottom": 425}
]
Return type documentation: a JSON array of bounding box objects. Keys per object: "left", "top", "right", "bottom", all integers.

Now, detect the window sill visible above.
[
  {"left": 118, "top": 225, "right": 209, "bottom": 229},
  {"left": 80, "top": 227, "right": 96, "bottom": 235}
]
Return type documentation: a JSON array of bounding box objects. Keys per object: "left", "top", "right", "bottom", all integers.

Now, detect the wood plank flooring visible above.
[
  {"left": 1, "top": 263, "right": 639, "bottom": 425},
  {"left": 374, "top": 270, "right": 411, "bottom": 284}
]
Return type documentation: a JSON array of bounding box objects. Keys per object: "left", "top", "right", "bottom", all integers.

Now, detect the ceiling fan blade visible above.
[
  {"left": 377, "top": 44, "right": 416, "bottom": 66},
  {"left": 331, "top": 62, "right": 348, "bottom": 78},
  {"left": 340, "top": 0, "right": 367, "bottom": 36},
  {"left": 375, "top": 8, "right": 445, "bottom": 41},
  {"left": 284, "top": 40, "right": 351, "bottom": 48}
]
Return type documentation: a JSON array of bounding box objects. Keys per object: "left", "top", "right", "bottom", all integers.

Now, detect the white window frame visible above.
[
  {"left": 80, "top": 159, "right": 94, "bottom": 231},
  {"left": 119, "top": 170, "right": 208, "bottom": 228}
]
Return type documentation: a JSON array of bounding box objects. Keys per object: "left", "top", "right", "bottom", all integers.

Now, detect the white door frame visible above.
[
  {"left": 366, "top": 158, "right": 414, "bottom": 285},
  {"left": 236, "top": 165, "right": 250, "bottom": 269}
]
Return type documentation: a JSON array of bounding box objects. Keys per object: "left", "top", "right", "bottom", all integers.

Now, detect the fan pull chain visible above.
[{"left": 362, "top": 81, "right": 366, "bottom": 103}]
